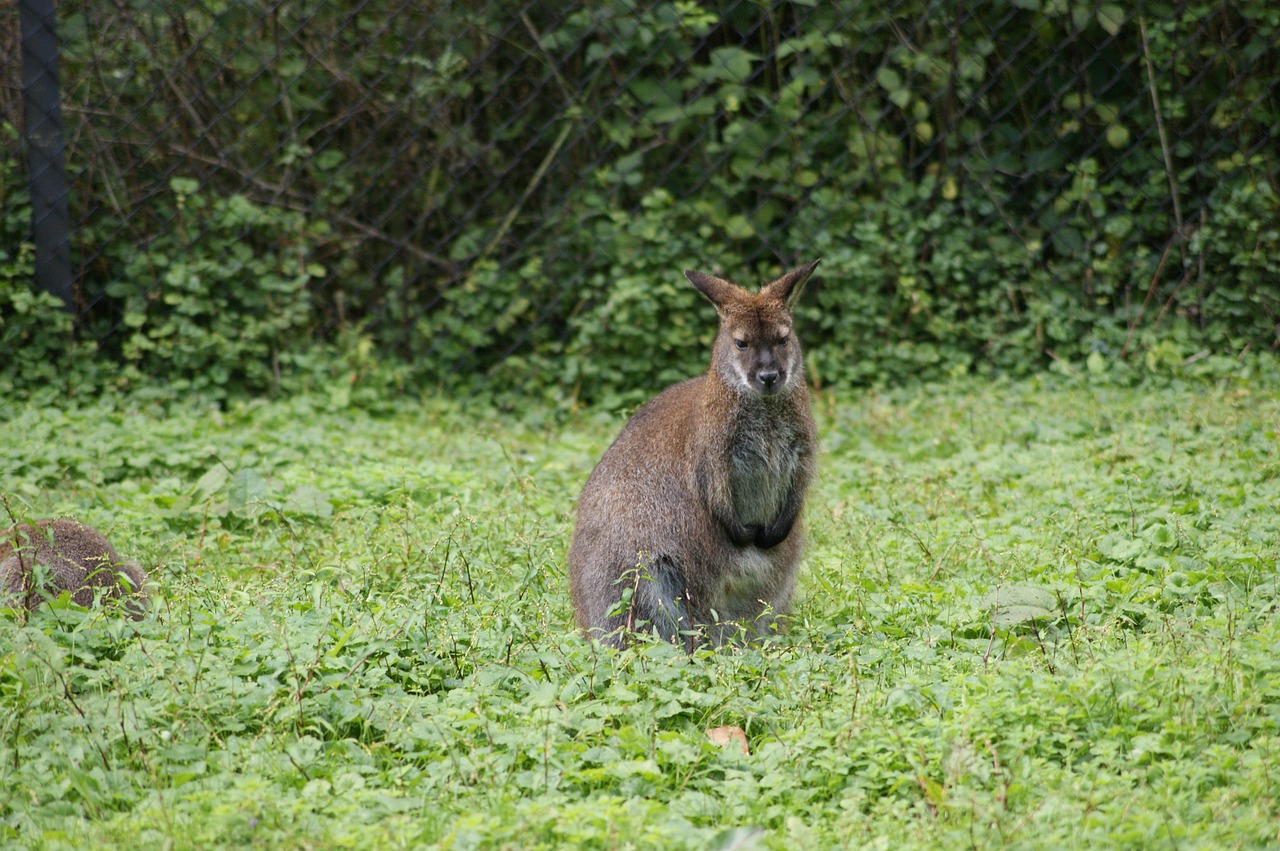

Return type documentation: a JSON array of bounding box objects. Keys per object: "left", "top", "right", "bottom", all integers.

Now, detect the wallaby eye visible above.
[
  {"left": 734, "top": 339, "right": 748, "bottom": 350},
  {"left": 778, "top": 335, "right": 790, "bottom": 347}
]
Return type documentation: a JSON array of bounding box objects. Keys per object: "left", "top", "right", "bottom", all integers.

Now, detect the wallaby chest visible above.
[{"left": 727, "top": 415, "right": 804, "bottom": 527}]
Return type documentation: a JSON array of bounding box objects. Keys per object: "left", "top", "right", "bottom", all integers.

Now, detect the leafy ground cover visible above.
[{"left": 1, "top": 365, "right": 1278, "bottom": 849}]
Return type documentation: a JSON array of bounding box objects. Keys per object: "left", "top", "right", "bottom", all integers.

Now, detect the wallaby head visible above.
[{"left": 685, "top": 259, "right": 818, "bottom": 398}]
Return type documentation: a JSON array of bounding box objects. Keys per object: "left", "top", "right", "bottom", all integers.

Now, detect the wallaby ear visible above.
[
  {"left": 761, "top": 259, "right": 820, "bottom": 309},
  {"left": 684, "top": 269, "right": 739, "bottom": 310}
]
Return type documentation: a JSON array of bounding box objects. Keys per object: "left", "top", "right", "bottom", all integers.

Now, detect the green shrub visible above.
[
  {"left": 0, "top": 134, "right": 100, "bottom": 400},
  {"left": 1, "top": 1, "right": 1276, "bottom": 403},
  {"left": 97, "top": 178, "right": 325, "bottom": 395}
]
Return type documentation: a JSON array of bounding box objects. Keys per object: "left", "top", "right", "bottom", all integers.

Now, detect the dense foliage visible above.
[
  {"left": 1, "top": 367, "right": 1278, "bottom": 846},
  {"left": 0, "top": 1, "right": 1277, "bottom": 402}
]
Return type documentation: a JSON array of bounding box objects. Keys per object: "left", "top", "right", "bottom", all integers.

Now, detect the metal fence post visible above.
[{"left": 19, "top": 0, "right": 73, "bottom": 311}]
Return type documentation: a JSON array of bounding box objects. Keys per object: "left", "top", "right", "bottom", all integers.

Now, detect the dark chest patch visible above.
[{"left": 729, "top": 423, "right": 800, "bottom": 526}]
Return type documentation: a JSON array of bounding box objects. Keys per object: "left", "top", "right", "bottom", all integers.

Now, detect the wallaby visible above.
[
  {"left": 568, "top": 259, "right": 820, "bottom": 648},
  {"left": 0, "top": 518, "right": 149, "bottom": 619}
]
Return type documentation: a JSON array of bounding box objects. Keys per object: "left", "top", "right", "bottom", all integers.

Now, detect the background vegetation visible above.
[
  {"left": 0, "top": 0, "right": 1277, "bottom": 404},
  {"left": 2, "top": 6, "right": 1278, "bottom": 841},
  {"left": 1, "top": 365, "right": 1279, "bottom": 847}
]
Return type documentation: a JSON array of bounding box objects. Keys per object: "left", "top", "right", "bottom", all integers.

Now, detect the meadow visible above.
[{"left": 1, "top": 365, "right": 1278, "bottom": 849}]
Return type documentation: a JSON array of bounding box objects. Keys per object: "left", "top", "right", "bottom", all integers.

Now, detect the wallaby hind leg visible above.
[{"left": 595, "top": 555, "right": 695, "bottom": 648}]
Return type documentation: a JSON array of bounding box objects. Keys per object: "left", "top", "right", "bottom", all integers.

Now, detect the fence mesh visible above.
[{"left": 1, "top": 0, "right": 1277, "bottom": 393}]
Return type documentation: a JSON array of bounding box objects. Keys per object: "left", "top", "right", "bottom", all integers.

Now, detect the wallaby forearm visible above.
[
  {"left": 700, "top": 467, "right": 758, "bottom": 547},
  {"left": 753, "top": 478, "right": 805, "bottom": 549}
]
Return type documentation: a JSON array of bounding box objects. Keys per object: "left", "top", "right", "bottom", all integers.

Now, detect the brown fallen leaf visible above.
[{"left": 706, "top": 725, "right": 749, "bottom": 756}]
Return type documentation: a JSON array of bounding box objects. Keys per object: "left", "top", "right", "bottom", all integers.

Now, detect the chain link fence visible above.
[{"left": 2, "top": 0, "right": 1277, "bottom": 396}]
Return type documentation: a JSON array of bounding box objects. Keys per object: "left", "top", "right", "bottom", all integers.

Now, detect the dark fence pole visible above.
[{"left": 19, "top": 0, "right": 73, "bottom": 311}]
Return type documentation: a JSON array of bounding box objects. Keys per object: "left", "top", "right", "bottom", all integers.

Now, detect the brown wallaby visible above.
[
  {"left": 0, "top": 518, "right": 149, "bottom": 619},
  {"left": 568, "top": 259, "right": 820, "bottom": 647}
]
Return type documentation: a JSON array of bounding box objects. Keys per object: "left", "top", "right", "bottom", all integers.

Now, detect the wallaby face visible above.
[
  {"left": 687, "top": 263, "right": 811, "bottom": 398},
  {"left": 569, "top": 259, "right": 820, "bottom": 649},
  {"left": 0, "top": 519, "right": 149, "bottom": 619}
]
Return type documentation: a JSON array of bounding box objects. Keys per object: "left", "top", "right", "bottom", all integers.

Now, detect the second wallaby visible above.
[
  {"left": 568, "top": 259, "right": 820, "bottom": 647},
  {"left": 0, "top": 518, "right": 149, "bottom": 619}
]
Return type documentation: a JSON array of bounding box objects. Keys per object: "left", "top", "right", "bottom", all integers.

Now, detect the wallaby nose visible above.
[{"left": 758, "top": 370, "right": 779, "bottom": 390}]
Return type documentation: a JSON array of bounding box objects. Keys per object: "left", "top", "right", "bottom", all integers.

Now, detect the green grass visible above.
[{"left": 1, "top": 368, "right": 1278, "bottom": 849}]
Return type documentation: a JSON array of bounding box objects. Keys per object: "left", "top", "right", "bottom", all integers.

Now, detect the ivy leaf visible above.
[
  {"left": 983, "top": 585, "right": 1059, "bottom": 629},
  {"left": 1097, "top": 5, "right": 1124, "bottom": 35},
  {"left": 876, "top": 67, "right": 902, "bottom": 93},
  {"left": 708, "top": 47, "right": 757, "bottom": 84},
  {"left": 284, "top": 485, "right": 333, "bottom": 520},
  {"left": 229, "top": 468, "right": 268, "bottom": 516},
  {"left": 993, "top": 604, "right": 1057, "bottom": 629},
  {"left": 1106, "top": 124, "right": 1130, "bottom": 148},
  {"left": 192, "top": 464, "right": 230, "bottom": 503}
]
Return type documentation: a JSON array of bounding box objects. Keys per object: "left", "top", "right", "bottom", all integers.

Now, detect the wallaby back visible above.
[
  {"left": 0, "top": 518, "right": 149, "bottom": 619},
  {"left": 568, "top": 259, "right": 820, "bottom": 647}
]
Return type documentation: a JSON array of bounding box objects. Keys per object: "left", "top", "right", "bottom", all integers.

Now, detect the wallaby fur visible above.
[
  {"left": 569, "top": 259, "right": 820, "bottom": 647},
  {"left": 0, "top": 518, "right": 148, "bottom": 619}
]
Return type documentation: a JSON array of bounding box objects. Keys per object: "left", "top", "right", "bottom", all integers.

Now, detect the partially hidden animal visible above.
[
  {"left": 568, "top": 259, "right": 820, "bottom": 648},
  {"left": 0, "top": 518, "right": 149, "bottom": 618}
]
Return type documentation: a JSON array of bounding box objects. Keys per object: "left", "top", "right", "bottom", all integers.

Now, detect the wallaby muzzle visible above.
[{"left": 757, "top": 369, "right": 782, "bottom": 392}]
